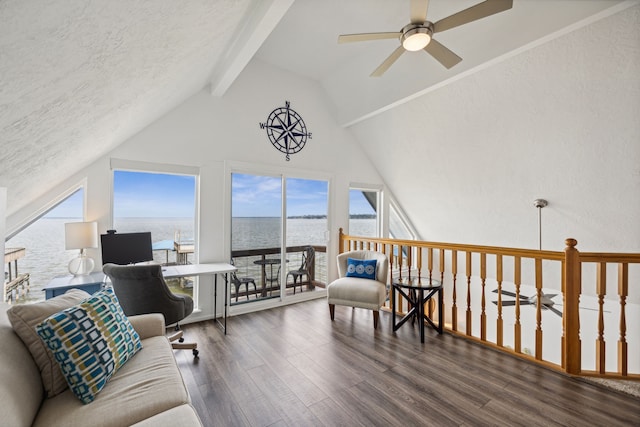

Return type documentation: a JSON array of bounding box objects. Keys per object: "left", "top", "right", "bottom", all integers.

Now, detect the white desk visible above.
[{"left": 162, "top": 263, "right": 236, "bottom": 334}]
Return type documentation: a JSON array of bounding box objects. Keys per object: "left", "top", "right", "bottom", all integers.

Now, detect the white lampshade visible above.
[
  {"left": 65, "top": 222, "right": 98, "bottom": 250},
  {"left": 65, "top": 222, "right": 98, "bottom": 276}
]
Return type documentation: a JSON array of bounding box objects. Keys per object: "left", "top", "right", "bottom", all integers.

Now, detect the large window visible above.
[
  {"left": 349, "top": 186, "right": 417, "bottom": 240},
  {"left": 231, "top": 172, "right": 328, "bottom": 305},
  {"left": 112, "top": 170, "right": 196, "bottom": 298},
  {"left": 6, "top": 189, "right": 84, "bottom": 303},
  {"left": 389, "top": 199, "right": 416, "bottom": 240},
  {"left": 349, "top": 188, "right": 380, "bottom": 237}
]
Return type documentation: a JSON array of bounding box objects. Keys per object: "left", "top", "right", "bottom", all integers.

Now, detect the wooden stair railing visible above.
[{"left": 338, "top": 229, "right": 640, "bottom": 380}]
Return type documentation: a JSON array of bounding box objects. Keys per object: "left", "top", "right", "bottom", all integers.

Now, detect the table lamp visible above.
[{"left": 65, "top": 221, "right": 98, "bottom": 276}]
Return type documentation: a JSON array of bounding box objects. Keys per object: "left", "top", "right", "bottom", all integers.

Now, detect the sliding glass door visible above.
[
  {"left": 230, "top": 172, "right": 328, "bottom": 305},
  {"left": 284, "top": 177, "right": 328, "bottom": 296},
  {"left": 231, "top": 173, "right": 282, "bottom": 304}
]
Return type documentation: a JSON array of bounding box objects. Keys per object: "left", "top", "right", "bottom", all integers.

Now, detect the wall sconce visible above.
[{"left": 65, "top": 221, "right": 98, "bottom": 276}]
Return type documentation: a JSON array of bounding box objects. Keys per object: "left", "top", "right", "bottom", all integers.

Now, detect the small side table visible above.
[
  {"left": 392, "top": 277, "right": 443, "bottom": 343},
  {"left": 253, "top": 258, "right": 288, "bottom": 296},
  {"left": 43, "top": 272, "right": 106, "bottom": 299}
]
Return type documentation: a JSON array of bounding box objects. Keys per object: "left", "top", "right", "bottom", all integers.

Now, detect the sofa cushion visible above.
[
  {"left": 131, "top": 404, "right": 203, "bottom": 427},
  {"left": 34, "top": 336, "right": 191, "bottom": 427},
  {"left": 7, "top": 289, "right": 91, "bottom": 398},
  {"left": 35, "top": 288, "right": 142, "bottom": 404},
  {"left": 327, "top": 276, "right": 388, "bottom": 310},
  {"left": 346, "top": 258, "right": 377, "bottom": 280},
  {"left": 0, "top": 302, "right": 45, "bottom": 426}
]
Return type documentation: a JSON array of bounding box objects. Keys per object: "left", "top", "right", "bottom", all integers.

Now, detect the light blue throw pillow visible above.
[
  {"left": 346, "top": 258, "right": 377, "bottom": 280},
  {"left": 35, "top": 288, "right": 142, "bottom": 404}
]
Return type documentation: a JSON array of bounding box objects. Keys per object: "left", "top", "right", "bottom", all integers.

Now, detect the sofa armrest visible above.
[{"left": 128, "top": 313, "right": 166, "bottom": 340}]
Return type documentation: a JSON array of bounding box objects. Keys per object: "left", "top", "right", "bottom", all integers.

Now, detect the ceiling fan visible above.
[
  {"left": 491, "top": 289, "right": 607, "bottom": 318},
  {"left": 492, "top": 289, "right": 563, "bottom": 317},
  {"left": 338, "top": 0, "right": 513, "bottom": 76}
]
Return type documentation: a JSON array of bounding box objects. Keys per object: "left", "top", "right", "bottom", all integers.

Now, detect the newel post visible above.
[
  {"left": 563, "top": 238, "right": 582, "bottom": 375},
  {"left": 338, "top": 228, "right": 344, "bottom": 254}
]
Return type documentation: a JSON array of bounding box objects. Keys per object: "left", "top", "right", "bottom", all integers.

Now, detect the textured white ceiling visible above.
[
  {"left": 256, "top": 0, "right": 629, "bottom": 125},
  {"left": 0, "top": 0, "right": 252, "bottom": 216},
  {"left": 0, "top": 0, "right": 632, "bottom": 218}
]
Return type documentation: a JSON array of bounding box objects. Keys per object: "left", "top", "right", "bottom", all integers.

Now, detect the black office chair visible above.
[
  {"left": 103, "top": 263, "right": 199, "bottom": 357},
  {"left": 287, "top": 246, "right": 315, "bottom": 294},
  {"left": 230, "top": 259, "right": 257, "bottom": 301}
]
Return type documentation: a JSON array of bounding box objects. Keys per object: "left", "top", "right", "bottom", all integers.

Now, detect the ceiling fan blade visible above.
[
  {"left": 423, "top": 39, "right": 462, "bottom": 69},
  {"left": 338, "top": 32, "right": 400, "bottom": 44},
  {"left": 498, "top": 300, "right": 518, "bottom": 306},
  {"left": 492, "top": 289, "right": 530, "bottom": 300},
  {"left": 557, "top": 303, "right": 610, "bottom": 313},
  {"left": 371, "top": 46, "right": 405, "bottom": 77},
  {"left": 410, "top": 0, "right": 429, "bottom": 24},
  {"left": 545, "top": 305, "right": 564, "bottom": 317},
  {"left": 433, "top": 0, "right": 513, "bottom": 34}
]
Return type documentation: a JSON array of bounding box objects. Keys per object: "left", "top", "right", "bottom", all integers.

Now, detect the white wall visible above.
[
  {"left": 7, "top": 59, "right": 385, "bottom": 320},
  {"left": 349, "top": 5, "right": 640, "bottom": 253},
  {"left": 0, "top": 188, "right": 6, "bottom": 281}
]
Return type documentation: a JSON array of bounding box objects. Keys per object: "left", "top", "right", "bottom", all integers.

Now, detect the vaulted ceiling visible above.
[{"left": 0, "top": 0, "right": 630, "bottom": 217}]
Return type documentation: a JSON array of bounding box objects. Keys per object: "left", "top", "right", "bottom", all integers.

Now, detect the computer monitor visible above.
[{"left": 100, "top": 231, "right": 153, "bottom": 265}]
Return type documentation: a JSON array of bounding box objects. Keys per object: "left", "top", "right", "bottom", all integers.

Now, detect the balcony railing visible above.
[
  {"left": 230, "top": 245, "right": 327, "bottom": 300},
  {"left": 339, "top": 229, "right": 640, "bottom": 380}
]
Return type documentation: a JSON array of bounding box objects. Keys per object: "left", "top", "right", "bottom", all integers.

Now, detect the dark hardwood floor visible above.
[{"left": 175, "top": 299, "right": 640, "bottom": 426}]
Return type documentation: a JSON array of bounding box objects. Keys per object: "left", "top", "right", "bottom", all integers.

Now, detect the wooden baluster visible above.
[
  {"left": 480, "top": 253, "right": 487, "bottom": 341},
  {"left": 439, "top": 249, "right": 445, "bottom": 286},
  {"left": 407, "top": 245, "right": 413, "bottom": 280},
  {"left": 338, "top": 228, "right": 344, "bottom": 253},
  {"left": 417, "top": 247, "right": 423, "bottom": 278},
  {"left": 563, "top": 238, "right": 581, "bottom": 375},
  {"left": 384, "top": 243, "right": 393, "bottom": 311},
  {"left": 388, "top": 243, "right": 395, "bottom": 312},
  {"left": 426, "top": 248, "right": 434, "bottom": 317},
  {"left": 596, "top": 262, "right": 606, "bottom": 373},
  {"left": 451, "top": 250, "right": 458, "bottom": 332},
  {"left": 496, "top": 254, "right": 503, "bottom": 347},
  {"left": 535, "top": 258, "right": 543, "bottom": 360},
  {"left": 427, "top": 248, "right": 433, "bottom": 282},
  {"left": 514, "top": 256, "right": 522, "bottom": 353},
  {"left": 618, "top": 263, "right": 628, "bottom": 376},
  {"left": 466, "top": 251, "right": 472, "bottom": 336},
  {"left": 398, "top": 245, "right": 404, "bottom": 280},
  {"left": 560, "top": 260, "right": 566, "bottom": 369}
]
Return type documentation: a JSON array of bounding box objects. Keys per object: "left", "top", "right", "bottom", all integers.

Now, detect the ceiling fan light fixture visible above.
[{"left": 401, "top": 26, "right": 432, "bottom": 51}]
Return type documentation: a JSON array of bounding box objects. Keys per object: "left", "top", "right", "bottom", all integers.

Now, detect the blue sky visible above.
[
  {"left": 232, "top": 174, "right": 329, "bottom": 217},
  {"left": 113, "top": 171, "right": 196, "bottom": 217},
  {"left": 45, "top": 189, "right": 83, "bottom": 218},
  {"left": 46, "top": 172, "right": 374, "bottom": 218}
]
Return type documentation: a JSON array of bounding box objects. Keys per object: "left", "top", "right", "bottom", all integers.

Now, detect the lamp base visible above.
[{"left": 68, "top": 254, "right": 95, "bottom": 276}]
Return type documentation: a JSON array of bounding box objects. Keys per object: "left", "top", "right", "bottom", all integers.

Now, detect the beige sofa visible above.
[{"left": 0, "top": 296, "right": 202, "bottom": 427}]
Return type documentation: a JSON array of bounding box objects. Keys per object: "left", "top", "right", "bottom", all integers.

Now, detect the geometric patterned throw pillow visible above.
[
  {"left": 345, "top": 258, "right": 377, "bottom": 280},
  {"left": 35, "top": 288, "right": 143, "bottom": 404}
]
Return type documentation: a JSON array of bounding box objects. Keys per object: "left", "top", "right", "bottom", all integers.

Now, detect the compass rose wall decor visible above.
[{"left": 259, "top": 101, "right": 312, "bottom": 161}]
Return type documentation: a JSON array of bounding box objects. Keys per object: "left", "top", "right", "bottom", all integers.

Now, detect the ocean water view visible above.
[{"left": 5, "top": 217, "right": 376, "bottom": 302}]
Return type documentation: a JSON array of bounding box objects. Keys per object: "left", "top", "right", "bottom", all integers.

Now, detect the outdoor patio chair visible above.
[
  {"left": 230, "top": 259, "right": 257, "bottom": 301},
  {"left": 287, "top": 246, "right": 315, "bottom": 294}
]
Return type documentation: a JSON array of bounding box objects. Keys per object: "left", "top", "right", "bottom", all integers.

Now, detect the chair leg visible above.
[
  {"left": 329, "top": 304, "right": 335, "bottom": 320},
  {"left": 373, "top": 310, "right": 379, "bottom": 329}
]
